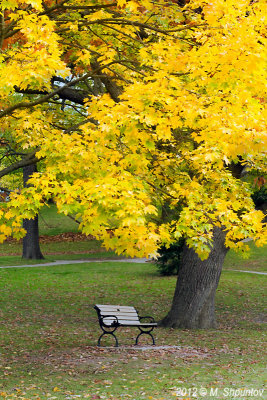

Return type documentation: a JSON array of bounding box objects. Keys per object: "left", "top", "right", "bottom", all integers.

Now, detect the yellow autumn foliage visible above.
[{"left": 0, "top": 0, "right": 266, "bottom": 258}]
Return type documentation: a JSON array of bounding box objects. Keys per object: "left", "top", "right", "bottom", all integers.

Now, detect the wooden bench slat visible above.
[
  {"left": 100, "top": 314, "right": 139, "bottom": 319},
  {"left": 102, "top": 319, "right": 139, "bottom": 326},
  {"left": 96, "top": 309, "right": 136, "bottom": 312},
  {"left": 96, "top": 304, "right": 135, "bottom": 310},
  {"left": 116, "top": 318, "right": 140, "bottom": 323},
  {"left": 96, "top": 305, "right": 136, "bottom": 312},
  {"left": 101, "top": 316, "right": 139, "bottom": 322},
  {"left": 102, "top": 319, "right": 157, "bottom": 327},
  {"left": 104, "top": 314, "right": 139, "bottom": 322},
  {"left": 100, "top": 311, "right": 139, "bottom": 317},
  {"left": 102, "top": 319, "right": 140, "bottom": 324},
  {"left": 118, "top": 322, "right": 157, "bottom": 326}
]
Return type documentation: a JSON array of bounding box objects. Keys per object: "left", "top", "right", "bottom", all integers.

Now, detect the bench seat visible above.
[{"left": 94, "top": 304, "right": 157, "bottom": 347}]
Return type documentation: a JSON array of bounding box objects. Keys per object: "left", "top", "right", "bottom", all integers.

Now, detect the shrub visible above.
[
  {"left": 156, "top": 239, "right": 185, "bottom": 276},
  {"left": 252, "top": 185, "right": 267, "bottom": 209}
]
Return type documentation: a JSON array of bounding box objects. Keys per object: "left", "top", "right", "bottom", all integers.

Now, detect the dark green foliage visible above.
[
  {"left": 252, "top": 185, "right": 267, "bottom": 209},
  {"left": 156, "top": 239, "right": 185, "bottom": 276}
]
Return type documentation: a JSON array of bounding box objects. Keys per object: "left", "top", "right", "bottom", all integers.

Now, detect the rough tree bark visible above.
[
  {"left": 22, "top": 164, "right": 44, "bottom": 260},
  {"left": 160, "top": 227, "right": 228, "bottom": 329}
]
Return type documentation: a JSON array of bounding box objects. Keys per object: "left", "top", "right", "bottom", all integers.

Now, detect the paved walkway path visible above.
[
  {"left": 0, "top": 258, "right": 266, "bottom": 275},
  {"left": 0, "top": 258, "right": 148, "bottom": 269},
  {"left": 230, "top": 269, "right": 267, "bottom": 275}
]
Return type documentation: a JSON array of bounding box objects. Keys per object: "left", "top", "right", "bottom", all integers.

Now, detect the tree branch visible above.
[
  {"left": 0, "top": 152, "right": 40, "bottom": 178},
  {"left": 40, "top": 0, "right": 70, "bottom": 16},
  {"left": 0, "top": 186, "right": 12, "bottom": 193},
  {"left": 92, "top": 61, "right": 123, "bottom": 102},
  {"left": 0, "top": 73, "right": 92, "bottom": 119},
  {"left": 62, "top": 3, "right": 117, "bottom": 11}
]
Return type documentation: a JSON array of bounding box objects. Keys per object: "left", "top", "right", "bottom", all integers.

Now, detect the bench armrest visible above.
[
  {"left": 139, "top": 315, "right": 155, "bottom": 323},
  {"left": 100, "top": 315, "right": 119, "bottom": 327}
]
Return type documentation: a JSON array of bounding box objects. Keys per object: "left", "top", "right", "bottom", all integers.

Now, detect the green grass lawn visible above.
[
  {"left": 223, "top": 241, "right": 267, "bottom": 273},
  {"left": 39, "top": 205, "right": 79, "bottom": 236},
  {"left": 0, "top": 261, "right": 266, "bottom": 400},
  {"left": 0, "top": 239, "right": 119, "bottom": 265},
  {"left": 0, "top": 205, "right": 266, "bottom": 398}
]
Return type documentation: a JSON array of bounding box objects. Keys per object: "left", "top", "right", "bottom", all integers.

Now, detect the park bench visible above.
[{"left": 94, "top": 304, "right": 157, "bottom": 347}]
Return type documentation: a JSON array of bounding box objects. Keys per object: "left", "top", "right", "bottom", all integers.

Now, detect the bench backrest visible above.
[{"left": 95, "top": 304, "right": 139, "bottom": 326}]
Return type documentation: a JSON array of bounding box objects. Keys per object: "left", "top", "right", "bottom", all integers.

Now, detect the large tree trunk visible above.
[
  {"left": 22, "top": 164, "right": 44, "bottom": 260},
  {"left": 160, "top": 227, "right": 228, "bottom": 329}
]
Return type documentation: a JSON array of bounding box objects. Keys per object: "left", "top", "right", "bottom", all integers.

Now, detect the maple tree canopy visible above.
[{"left": 0, "top": 0, "right": 266, "bottom": 259}]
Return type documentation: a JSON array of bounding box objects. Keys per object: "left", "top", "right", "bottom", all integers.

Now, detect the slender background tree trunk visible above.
[
  {"left": 161, "top": 227, "right": 228, "bottom": 329},
  {"left": 22, "top": 164, "right": 44, "bottom": 260}
]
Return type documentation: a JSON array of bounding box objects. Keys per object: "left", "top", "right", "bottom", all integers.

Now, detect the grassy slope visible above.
[
  {"left": 223, "top": 241, "right": 267, "bottom": 272},
  {"left": 0, "top": 261, "right": 266, "bottom": 400},
  {"left": 39, "top": 204, "right": 79, "bottom": 236}
]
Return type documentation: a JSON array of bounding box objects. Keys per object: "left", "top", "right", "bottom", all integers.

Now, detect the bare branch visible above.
[
  {"left": 55, "top": 17, "right": 204, "bottom": 37},
  {"left": 67, "top": 214, "right": 81, "bottom": 224},
  {"left": 0, "top": 186, "right": 11, "bottom": 193},
  {"left": 0, "top": 73, "right": 92, "bottom": 119},
  {"left": 0, "top": 151, "right": 41, "bottom": 178},
  {"left": 40, "top": 0, "right": 70, "bottom": 16},
  {"left": 60, "top": 118, "right": 97, "bottom": 134},
  {"left": 62, "top": 3, "right": 117, "bottom": 11}
]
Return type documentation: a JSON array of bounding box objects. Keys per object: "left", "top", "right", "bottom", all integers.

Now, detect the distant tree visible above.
[{"left": 22, "top": 165, "right": 44, "bottom": 260}]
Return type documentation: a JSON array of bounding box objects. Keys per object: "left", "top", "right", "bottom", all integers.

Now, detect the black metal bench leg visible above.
[
  {"left": 135, "top": 331, "right": 155, "bottom": 346},
  {"left": 97, "top": 332, "right": 119, "bottom": 347}
]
